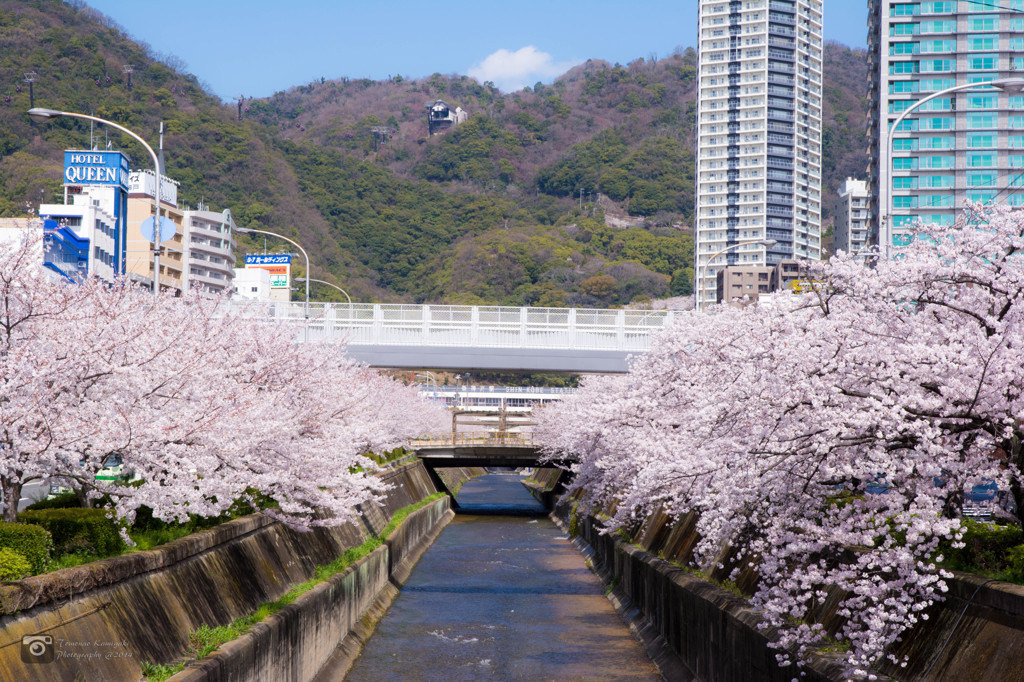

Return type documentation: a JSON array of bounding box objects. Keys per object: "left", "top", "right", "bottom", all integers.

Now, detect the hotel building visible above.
[{"left": 694, "top": 0, "right": 824, "bottom": 309}]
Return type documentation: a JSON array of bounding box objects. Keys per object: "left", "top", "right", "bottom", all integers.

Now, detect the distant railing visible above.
[
  {"left": 411, "top": 432, "right": 536, "bottom": 448},
  {"left": 222, "top": 300, "right": 675, "bottom": 352}
]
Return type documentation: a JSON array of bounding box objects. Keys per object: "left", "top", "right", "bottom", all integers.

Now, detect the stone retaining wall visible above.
[{"left": 0, "top": 461, "right": 481, "bottom": 682}]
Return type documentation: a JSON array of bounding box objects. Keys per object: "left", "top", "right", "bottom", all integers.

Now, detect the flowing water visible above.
[{"left": 344, "top": 473, "right": 662, "bottom": 681}]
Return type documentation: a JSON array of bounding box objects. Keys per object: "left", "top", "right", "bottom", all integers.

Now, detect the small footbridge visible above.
[{"left": 410, "top": 435, "right": 566, "bottom": 509}]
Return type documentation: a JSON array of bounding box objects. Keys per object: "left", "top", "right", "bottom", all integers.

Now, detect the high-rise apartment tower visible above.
[
  {"left": 869, "top": 0, "right": 1024, "bottom": 248},
  {"left": 694, "top": 0, "right": 824, "bottom": 309}
]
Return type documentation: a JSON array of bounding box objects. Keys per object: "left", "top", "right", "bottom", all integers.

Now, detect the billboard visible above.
[
  {"left": 63, "top": 151, "right": 129, "bottom": 190},
  {"left": 245, "top": 254, "right": 291, "bottom": 289}
]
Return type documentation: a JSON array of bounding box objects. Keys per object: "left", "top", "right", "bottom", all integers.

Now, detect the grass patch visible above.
[{"left": 142, "top": 493, "right": 446, "bottom": 680}]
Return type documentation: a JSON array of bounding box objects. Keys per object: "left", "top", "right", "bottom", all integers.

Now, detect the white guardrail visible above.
[{"left": 221, "top": 300, "right": 676, "bottom": 352}]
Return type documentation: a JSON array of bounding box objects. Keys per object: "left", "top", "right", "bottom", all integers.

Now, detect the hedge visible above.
[
  {"left": 0, "top": 547, "right": 32, "bottom": 581},
  {"left": 19, "top": 508, "right": 125, "bottom": 557},
  {"left": 24, "top": 492, "right": 82, "bottom": 511},
  {"left": 0, "top": 522, "right": 53, "bottom": 574}
]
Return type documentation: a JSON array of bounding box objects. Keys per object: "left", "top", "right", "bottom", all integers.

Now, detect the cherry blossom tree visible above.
[
  {"left": 0, "top": 231, "right": 448, "bottom": 530},
  {"left": 536, "top": 204, "right": 1024, "bottom": 675}
]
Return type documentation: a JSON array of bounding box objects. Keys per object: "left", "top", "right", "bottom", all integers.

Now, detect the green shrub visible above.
[
  {"left": 1006, "top": 545, "right": 1024, "bottom": 584},
  {"left": 0, "top": 522, "right": 53, "bottom": 574},
  {"left": 19, "top": 508, "right": 126, "bottom": 558},
  {"left": 941, "top": 520, "right": 1024, "bottom": 575},
  {"left": 24, "top": 492, "right": 82, "bottom": 511},
  {"left": 0, "top": 548, "right": 32, "bottom": 581}
]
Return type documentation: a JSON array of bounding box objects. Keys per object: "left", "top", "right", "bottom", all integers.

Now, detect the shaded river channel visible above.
[{"left": 344, "top": 473, "right": 662, "bottom": 681}]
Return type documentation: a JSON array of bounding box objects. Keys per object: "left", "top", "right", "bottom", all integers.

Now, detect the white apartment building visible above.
[
  {"left": 834, "top": 178, "right": 871, "bottom": 258},
  {"left": 695, "top": 0, "right": 824, "bottom": 309},
  {"left": 868, "top": 0, "right": 1024, "bottom": 250},
  {"left": 39, "top": 187, "right": 123, "bottom": 283}
]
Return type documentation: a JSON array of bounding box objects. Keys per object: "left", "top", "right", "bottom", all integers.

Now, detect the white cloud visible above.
[{"left": 467, "top": 46, "right": 581, "bottom": 92}]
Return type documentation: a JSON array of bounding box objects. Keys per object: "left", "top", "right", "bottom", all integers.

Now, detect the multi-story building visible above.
[
  {"left": 716, "top": 265, "right": 773, "bottom": 305},
  {"left": 126, "top": 170, "right": 235, "bottom": 295},
  {"left": 834, "top": 178, "right": 871, "bottom": 257},
  {"left": 869, "top": 0, "right": 1024, "bottom": 249},
  {"left": 694, "top": 0, "right": 824, "bottom": 309}
]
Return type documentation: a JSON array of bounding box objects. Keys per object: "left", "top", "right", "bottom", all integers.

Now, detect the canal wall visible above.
[
  {"left": 533, "top": 468, "right": 1024, "bottom": 682},
  {"left": 0, "top": 461, "right": 484, "bottom": 682}
]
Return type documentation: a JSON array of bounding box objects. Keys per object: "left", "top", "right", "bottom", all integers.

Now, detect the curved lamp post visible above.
[
  {"left": 882, "top": 77, "right": 1024, "bottom": 259},
  {"left": 29, "top": 107, "right": 163, "bottom": 295},
  {"left": 697, "top": 238, "right": 777, "bottom": 312},
  {"left": 234, "top": 227, "right": 309, "bottom": 322}
]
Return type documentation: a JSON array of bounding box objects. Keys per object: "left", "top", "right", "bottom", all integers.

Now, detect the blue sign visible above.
[
  {"left": 63, "top": 151, "right": 129, "bottom": 190},
  {"left": 245, "top": 254, "right": 292, "bottom": 265}
]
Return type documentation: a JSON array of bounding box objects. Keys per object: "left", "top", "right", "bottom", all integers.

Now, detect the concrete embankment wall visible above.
[
  {"left": 0, "top": 462, "right": 483, "bottom": 682},
  {"left": 531, "top": 468, "right": 1024, "bottom": 682}
]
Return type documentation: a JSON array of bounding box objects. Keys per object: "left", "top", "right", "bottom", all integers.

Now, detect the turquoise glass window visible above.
[
  {"left": 890, "top": 81, "right": 920, "bottom": 94},
  {"left": 969, "top": 17, "right": 997, "bottom": 31},
  {"left": 922, "top": 136, "right": 955, "bottom": 149},
  {"left": 966, "top": 113, "right": 997, "bottom": 128},
  {"left": 922, "top": 117, "right": 954, "bottom": 130},
  {"left": 894, "top": 139, "right": 918, "bottom": 151},
  {"left": 920, "top": 78, "right": 955, "bottom": 91},
  {"left": 893, "top": 196, "right": 918, "bottom": 209},
  {"left": 1010, "top": 135, "right": 1024, "bottom": 148},
  {"left": 969, "top": 57, "right": 997, "bottom": 70},
  {"left": 968, "top": 134, "right": 994, "bottom": 148},
  {"left": 923, "top": 175, "right": 954, "bottom": 188},
  {"left": 894, "top": 177, "right": 919, "bottom": 189},
  {"left": 1009, "top": 155, "right": 1024, "bottom": 168},
  {"left": 969, "top": 36, "right": 998, "bottom": 51},
  {"left": 921, "top": 195, "right": 954, "bottom": 207},
  {"left": 892, "top": 4, "right": 922, "bottom": 16},
  {"left": 968, "top": 173, "right": 996, "bottom": 187},
  {"left": 968, "top": 154, "right": 995, "bottom": 167},
  {"left": 892, "top": 42, "right": 921, "bottom": 55},
  {"left": 921, "top": 59, "right": 955, "bottom": 72},
  {"left": 921, "top": 20, "right": 955, "bottom": 32},
  {"left": 893, "top": 158, "right": 918, "bottom": 170},
  {"left": 1011, "top": 116, "right": 1024, "bottom": 129},
  {"left": 891, "top": 23, "right": 920, "bottom": 35},
  {"left": 966, "top": 96, "right": 997, "bottom": 109}
]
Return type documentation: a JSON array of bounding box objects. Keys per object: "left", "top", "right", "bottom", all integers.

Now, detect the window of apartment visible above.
[
  {"left": 895, "top": 119, "right": 920, "bottom": 132},
  {"left": 969, "top": 16, "right": 997, "bottom": 31},
  {"left": 893, "top": 196, "right": 918, "bottom": 209},
  {"left": 1009, "top": 155, "right": 1024, "bottom": 168},
  {"left": 922, "top": 195, "right": 955, "bottom": 208},
  {"left": 920, "top": 59, "right": 955, "bottom": 72},
  {"left": 969, "top": 56, "right": 998, "bottom": 70},
  {"left": 1010, "top": 135, "right": 1024, "bottom": 148},
  {"left": 964, "top": 0, "right": 998, "bottom": 9},
  {"left": 920, "top": 78, "right": 955, "bottom": 91},
  {"left": 922, "top": 117, "right": 954, "bottom": 130},
  {"left": 1011, "top": 96, "right": 1024, "bottom": 110},
  {"left": 1012, "top": 175, "right": 1024, "bottom": 187},
  {"left": 968, "top": 75, "right": 997, "bottom": 85},
  {"left": 1010, "top": 195, "right": 1024, "bottom": 206},
  {"left": 890, "top": 100, "right": 916, "bottom": 113},
  {"left": 968, "top": 173, "right": 996, "bottom": 187},
  {"left": 890, "top": 81, "right": 920, "bottom": 94},
  {"left": 1010, "top": 38, "right": 1024, "bottom": 51},
  {"left": 894, "top": 139, "right": 918, "bottom": 151},
  {"left": 894, "top": 177, "right": 919, "bottom": 189},
  {"left": 967, "top": 191, "right": 996, "bottom": 203},
  {"left": 892, "top": 4, "right": 921, "bottom": 16},
  {"left": 924, "top": 156, "right": 955, "bottom": 168},
  {"left": 968, "top": 134, "right": 995, "bottom": 147},
  {"left": 1013, "top": 17, "right": 1024, "bottom": 31},
  {"left": 968, "top": 153, "right": 995, "bottom": 167},
  {"left": 893, "top": 158, "right": 919, "bottom": 170},
  {"left": 921, "top": 20, "right": 955, "bottom": 33},
  {"left": 892, "top": 42, "right": 921, "bottom": 55},
  {"left": 923, "top": 175, "right": 955, "bottom": 188},
  {"left": 969, "top": 35, "right": 999, "bottom": 51},
  {"left": 891, "top": 61, "right": 921, "bottom": 74},
  {"left": 921, "top": 39, "right": 956, "bottom": 53},
  {"left": 921, "top": 136, "right": 955, "bottom": 149},
  {"left": 921, "top": 2, "right": 955, "bottom": 14},
  {"left": 966, "top": 113, "right": 997, "bottom": 128},
  {"left": 920, "top": 97, "right": 952, "bottom": 111},
  {"left": 967, "top": 95, "right": 997, "bottom": 109},
  {"left": 1012, "top": 116, "right": 1024, "bottom": 129},
  {"left": 891, "top": 23, "right": 920, "bottom": 36}
]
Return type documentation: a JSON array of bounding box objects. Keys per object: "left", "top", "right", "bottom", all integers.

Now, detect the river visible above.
[{"left": 344, "top": 472, "right": 662, "bottom": 681}]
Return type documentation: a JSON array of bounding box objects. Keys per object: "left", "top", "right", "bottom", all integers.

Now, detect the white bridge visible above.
[{"left": 222, "top": 300, "right": 676, "bottom": 373}]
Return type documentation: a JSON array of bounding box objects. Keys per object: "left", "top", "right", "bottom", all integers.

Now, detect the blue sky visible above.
[{"left": 84, "top": 1, "right": 868, "bottom": 101}]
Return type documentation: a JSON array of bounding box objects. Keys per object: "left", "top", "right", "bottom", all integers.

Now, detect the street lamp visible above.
[
  {"left": 234, "top": 227, "right": 309, "bottom": 321},
  {"left": 29, "top": 107, "right": 164, "bottom": 296},
  {"left": 696, "top": 238, "right": 778, "bottom": 312},
  {"left": 882, "top": 77, "right": 1024, "bottom": 259}
]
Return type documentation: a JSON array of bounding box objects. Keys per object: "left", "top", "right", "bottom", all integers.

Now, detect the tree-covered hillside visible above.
[{"left": 0, "top": 0, "right": 870, "bottom": 306}]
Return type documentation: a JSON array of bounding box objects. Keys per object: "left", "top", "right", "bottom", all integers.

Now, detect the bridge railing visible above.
[
  {"left": 222, "top": 300, "right": 674, "bottom": 352},
  {"left": 411, "top": 432, "right": 536, "bottom": 448}
]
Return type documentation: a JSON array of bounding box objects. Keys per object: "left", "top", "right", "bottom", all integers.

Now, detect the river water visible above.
[{"left": 345, "top": 472, "right": 662, "bottom": 681}]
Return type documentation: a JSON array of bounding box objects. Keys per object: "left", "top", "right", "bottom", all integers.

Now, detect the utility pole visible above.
[
  {"left": 122, "top": 64, "right": 134, "bottom": 91},
  {"left": 23, "top": 72, "right": 37, "bottom": 109}
]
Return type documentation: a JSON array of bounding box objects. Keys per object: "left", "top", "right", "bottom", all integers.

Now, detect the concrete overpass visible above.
[{"left": 222, "top": 300, "right": 677, "bottom": 373}]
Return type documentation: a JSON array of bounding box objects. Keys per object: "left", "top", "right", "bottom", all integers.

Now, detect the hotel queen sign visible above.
[{"left": 63, "top": 150, "right": 130, "bottom": 190}]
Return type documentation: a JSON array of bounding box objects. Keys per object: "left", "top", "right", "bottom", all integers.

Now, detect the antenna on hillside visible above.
[
  {"left": 122, "top": 64, "right": 134, "bottom": 91},
  {"left": 23, "top": 72, "right": 37, "bottom": 109},
  {"left": 236, "top": 95, "right": 245, "bottom": 121}
]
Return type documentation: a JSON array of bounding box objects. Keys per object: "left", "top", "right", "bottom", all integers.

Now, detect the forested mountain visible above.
[{"left": 0, "top": 0, "right": 870, "bottom": 305}]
